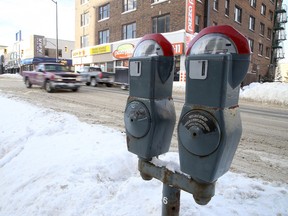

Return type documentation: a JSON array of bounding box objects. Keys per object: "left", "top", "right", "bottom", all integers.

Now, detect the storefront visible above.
[{"left": 72, "top": 30, "right": 194, "bottom": 81}]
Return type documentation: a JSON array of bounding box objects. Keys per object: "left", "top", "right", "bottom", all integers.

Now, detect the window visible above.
[
  {"left": 267, "top": 28, "right": 272, "bottom": 40},
  {"left": 195, "top": 15, "right": 200, "bottom": 32},
  {"left": 248, "top": 38, "right": 254, "bottom": 52},
  {"left": 249, "top": 16, "right": 255, "bottom": 31},
  {"left": 250, "top": 0, "right": 256, "bottom": 8},
  {"left": 99, "top": 3, "right": 110, "bottom": 20},
  {"left": 123, "top": 0, "right": 137, "bottom": 12},
  {"left": 266, "top": 47, "right": 270, "bottom": 58},
  {"left": 213, "top": 0, "right": 219, "bottom": 11},
  {"left": 152, "top": 14, "right": 170, "bottom": 33},
  {"left": 225, "top": 0, "right": 230, "bottom": 16},
  {"left": 81, "top": 12, "right": 89, "bottom": 26},
  {"left": 234, "top": 6, "right": 242, "bottom": 23},
  {"left": 81, "top": 0, "right": 89, "bottom": 4},
  {"left": 122, "top": 22, "right": 136, "bottom": 39},
  {"left": 269, "top": 10, "right": 273, "bottom": 21},
  {"left": 81, "top": 35, "right": 89, "bottom": 48},
  {"left": 261, "top": 4, "right": 266, "bottom": 16},
  {"left": 258, "top": 43, "right": 263, "bottom": 56},
  {"left": 260, "top": 22, "right": 265, "bottom": 35},
  {"left": 99, "top": 29, "right": 109, "bottom": 44}
]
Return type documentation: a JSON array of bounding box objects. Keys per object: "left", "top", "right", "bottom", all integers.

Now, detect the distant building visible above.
[
  {"left": 0, "top": 35, "right": 74, "bottom": 73},
  {"left": 74, "top": 0, "right": 287, "bottom": 84}
]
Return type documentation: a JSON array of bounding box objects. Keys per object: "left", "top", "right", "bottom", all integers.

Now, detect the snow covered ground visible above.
[{"left": 0, "top": 75, "right": 288, "bottom": 215}]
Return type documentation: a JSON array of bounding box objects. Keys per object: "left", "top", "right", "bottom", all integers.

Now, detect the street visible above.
[{"left": 0, "top": 76, "right": 288, "bottom": 183}]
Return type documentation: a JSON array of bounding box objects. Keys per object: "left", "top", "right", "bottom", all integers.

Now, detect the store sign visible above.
[
  {"left": 34, "top": 35, "right": 44, "bottom": 57},
  {"left": 90, "top": 45, "right": 111, "bottom": 55},
  {"left": 113, "top": 43, "right": 134, "bottom": 59},
  {"left": 185, "top": 0, "right": 196, "bottom": 34},
  {"left": 172, "top": 43, "right": 184, "bottom": 55},
  {"left": 72, "top": 49, "right": 86, "bottom": 57}
]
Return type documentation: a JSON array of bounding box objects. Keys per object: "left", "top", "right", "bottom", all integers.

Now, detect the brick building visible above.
[{"left": 73, "top": 0, "right": 287, "bottom": 84}]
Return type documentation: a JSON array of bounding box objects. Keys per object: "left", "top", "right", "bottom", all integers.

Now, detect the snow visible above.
[{"left": 0, "top": 74, "right": 288, "bottom": 215}]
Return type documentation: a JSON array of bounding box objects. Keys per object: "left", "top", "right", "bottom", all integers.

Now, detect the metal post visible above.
[
  {"left": 162, "top": 184, "right": 180, "bottom": 216},
  {"left": 51, "top": 0, "right": 58, "bottom": 62}
]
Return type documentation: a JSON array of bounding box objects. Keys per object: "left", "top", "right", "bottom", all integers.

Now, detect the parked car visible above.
[
  {"left": 22, "top": 63, "right": 81, "bottom": 93},
  {"left": 77, "top": 66, "right": 114, "bottom": 87}
]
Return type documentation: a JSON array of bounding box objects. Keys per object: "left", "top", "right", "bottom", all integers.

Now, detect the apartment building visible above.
[{"left": 74, "top": 0, "right": 287, "bottom": 84}]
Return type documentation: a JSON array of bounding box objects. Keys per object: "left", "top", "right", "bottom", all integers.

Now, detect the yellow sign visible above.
[{"left": 90, "top": 45, "right": 111, "bottom": 55}]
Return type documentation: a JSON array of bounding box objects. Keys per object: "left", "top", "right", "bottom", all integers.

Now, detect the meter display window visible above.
[
  {"left": 133, "top": 40, "right": 164, "bottom": 57},
  {"left": 189, "top": 34, "right": 237, "bottom": 55}
]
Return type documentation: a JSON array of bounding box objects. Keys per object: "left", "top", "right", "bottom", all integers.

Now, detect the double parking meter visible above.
[
  {"left": 178, "top": 25, "right": 250, "bottom": 183},
  {"left": 124, "top": 34, "right": 176, "bottom": 160}
]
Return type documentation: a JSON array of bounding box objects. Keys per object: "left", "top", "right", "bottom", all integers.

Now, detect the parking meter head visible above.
[
  {"left": 124, "top": 33, "right": 176, "bottom": 160},
  {"left": 178, "top": 25, "right": 250, "bottom": 183}
]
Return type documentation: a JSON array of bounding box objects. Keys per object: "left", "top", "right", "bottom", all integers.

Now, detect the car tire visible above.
[
  {"left": 90, "top": 78, "right": 98, "bottom": 87},
  {"left": 106, "top": 83, "right": 113, "bottom": 87},
  {"left": 45, "top": 80, "right": 54, "bottom": 93},
  {"left": 25, "top": 78, "right": 32, "bottom": 88},
  {"left": 85, "top": 82, "right": 91, "bottom": 86},
  {"left": 72, "top": 88, "right": 79, "bottom": 92}
]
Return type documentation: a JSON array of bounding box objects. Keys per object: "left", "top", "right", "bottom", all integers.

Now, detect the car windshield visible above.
[{"left": 45, "top": 64, "right": 70, "bottom": 72}]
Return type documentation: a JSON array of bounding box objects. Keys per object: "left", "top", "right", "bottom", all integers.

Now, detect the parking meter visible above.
[
  {"left": 178, "top": 25, "right": 250, "bottom": 183},
  {"left": 124, "top": 34, "right": 176, "bottom": 160}
]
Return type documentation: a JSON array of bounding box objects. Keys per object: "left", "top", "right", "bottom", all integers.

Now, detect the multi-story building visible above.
[{"left": 74, "top": 0, "right": 287, "bottom": 84}]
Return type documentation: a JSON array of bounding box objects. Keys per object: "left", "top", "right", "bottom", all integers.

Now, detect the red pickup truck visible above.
[{"left": 22, "top": 63, "right": 81, "bottom": 93}]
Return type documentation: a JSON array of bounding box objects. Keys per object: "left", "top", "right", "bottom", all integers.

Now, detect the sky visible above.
[
  {"left": 0, "top": 0, "right": 75, "bottom": 46},
  {"left": 0, "top": 74, "right": 287, "bottom": 215}
]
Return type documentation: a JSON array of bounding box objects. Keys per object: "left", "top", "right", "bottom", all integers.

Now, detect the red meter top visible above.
[
  {"left": 186, "top": 25, "right": 250, "bottom": 55},
  {"left": 133, "top": 34, "right": 174, "bottom": 57}
]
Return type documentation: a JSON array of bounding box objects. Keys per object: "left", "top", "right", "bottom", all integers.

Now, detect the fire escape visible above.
[{"left": 271, "top": 1, "right": 287, "bottom": 80}]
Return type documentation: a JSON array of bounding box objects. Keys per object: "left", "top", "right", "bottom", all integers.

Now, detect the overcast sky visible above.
[
  {"left": 0, "top": 0, "right": 287, "bottom": 60},
  {"left": 0, "top": 0, "right": 75, "bottom": 45}
]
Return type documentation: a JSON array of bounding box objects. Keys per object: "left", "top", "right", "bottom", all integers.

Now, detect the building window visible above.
[
  {"left": 81, "top": 12, "right": 89, "bottom": 26},
  {"left": 250, "top": 0, "right": 256, "bottom": 8},
  {"left": 152, "top": 14, "right": 170, "bottom": 33},
  {"left": 249, "top": 16, "right": 255, "bottom": 31},
  {"left": 213, "top": 0, "right": 219, "bottom": 11},
  {"left": 261, "top": 4, "right": 266, "bottom": 16},
  {"left": 258, "top": 43, "right": 263, "bottom": 56},
  {"left": 81, "top": 35, "right": 89, "bottom": 48},
  {"left": 195, "top": 15, "right": 200, "bottom": 32},
  {"left": 260, "top": 22, "right": 265, "bottom": 35},
  {"left": 81, "top": 0, "right": 89, "bottom": 4},
  {"left": 248, "top": 38, "right": 254, "bottom": 52},
  {"left": 123, "top": 0, "right": 137, "bottom": 12},
  {"left": 122, "top": 22, "right": 136, "bottom": 39},
  {"left": 99, "top": 3, "right": 110, "bottom": 20},
  {"left": 267, "top": 28, "right": 272, "bottom": 40},
  {"left": 99, "top": 29, "right": 109, "bottom": 44},
  {"left": 234, "top": 6, "right": 242, "bottom": 23},
  {"left": 269, "top": 10, "right": 273, "bottom": 21},
  {"left": 151, "top": 0, "right": 168, "bottom": 3},
  {"left": 266, "top": 47, "right": 270, "bottom": 58},
  {"left": 225, "top": 0, "right": 230, "bottom": 16}
]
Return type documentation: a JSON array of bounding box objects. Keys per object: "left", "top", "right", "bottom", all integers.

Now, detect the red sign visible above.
[
  {"left": 185, "top": 0, "right": 196, "bottom": 34},
  {"left": 172, "top": 43, "right": 184, "bottom": 55}
]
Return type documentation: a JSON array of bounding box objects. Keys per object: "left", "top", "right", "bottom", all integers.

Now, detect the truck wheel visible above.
[
  {"left": 25, "top": 78, "right": 32, "bottom": 88},
  {"left": 90, "top": 78, "right": 98, "bottom": 87},
  {"left": 45, "top": 80, "right": 54, "bottom": 93}
]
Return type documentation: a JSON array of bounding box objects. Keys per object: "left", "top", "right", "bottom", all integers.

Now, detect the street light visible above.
[{"left": 51, "top": 0, "right": 58, "bottom": 62}]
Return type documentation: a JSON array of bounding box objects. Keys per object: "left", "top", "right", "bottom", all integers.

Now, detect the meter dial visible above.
[{"left": 124, "top": 101, "right": 151, "bottom": 138}]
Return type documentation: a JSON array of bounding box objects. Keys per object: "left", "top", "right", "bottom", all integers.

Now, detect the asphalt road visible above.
[{"left": 0, "top": 76, "right": 287, "bottom": 183}]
